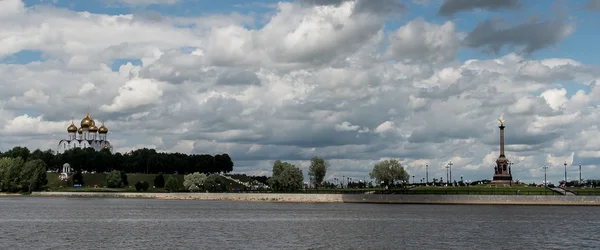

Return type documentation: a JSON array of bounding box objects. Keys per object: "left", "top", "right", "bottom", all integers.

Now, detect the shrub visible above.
[
  {"left": 154, "top": 174, "right": 165, "bottom": 188},
  {"left": 135, "top": 181, "right": 150, "bottom": 191},
  {"left": 106, "top": 170, "right": 123, "bottom": 188},
  {"left": 164, "top": 176, "right": 179, "bottom": 192},
  {"left": 183, "top": 172, "right": 207, "bottom": 192},
  {"left": 204, "top": 174, "right": 226, "bottom": 192}
]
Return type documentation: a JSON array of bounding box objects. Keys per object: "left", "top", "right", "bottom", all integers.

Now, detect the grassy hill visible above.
[{"left": 46, "top": 173, "right": 245, "bottom": 191}]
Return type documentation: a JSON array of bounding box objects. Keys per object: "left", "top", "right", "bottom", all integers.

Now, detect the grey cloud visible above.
[
  {"left": 586, "top": 0, "right": 600, "bottom": 11},
  {"left": 438, "top": 0, "right": 521, "bottom": 17},
  {"left": 3, "top": 1, "right": 600, "bottom": 184},
  {"left": 132, "top": 10, "right": 164, "bottom": 22},
  {"left": 479, "top": 118, "right": 562, "bottom": 147},
  {"left": 407, "top": 120, "right": 487, "bottom": 143},
  {"left": 215, "top": 70, "right": 260, "bottom": 86},
  {"left": 416, "top": 71, "right": 486, "bottom": 100},
  {"left": 139, "top": 50, "right": 215, "bottom": 84},
  {"left": 463, "top": 17, "right": 574, "bottom": 54},
  {"left": 300, "top": 0, "right": 406, "bottom": 15}
]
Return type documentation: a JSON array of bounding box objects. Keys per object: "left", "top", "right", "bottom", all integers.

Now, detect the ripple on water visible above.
[{"left": 1, "top": 197, "right": 599, "bottom": 249}]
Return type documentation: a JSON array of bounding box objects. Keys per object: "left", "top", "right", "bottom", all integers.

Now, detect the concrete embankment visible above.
[{"left": 29, "top": 192, "right": 600, "bottom": 205}]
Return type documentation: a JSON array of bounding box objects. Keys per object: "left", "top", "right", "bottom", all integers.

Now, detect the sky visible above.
[{"left": 1, "top": 0, "right": 600, "bottom": 184}]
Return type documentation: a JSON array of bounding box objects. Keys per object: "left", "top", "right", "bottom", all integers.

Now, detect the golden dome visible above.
[
  {"left": 80, "top": 113, "right": 93, "bottom": 128},
  {"left": 67, "top": 122, "right": 78, "bottom": 133},
  {"left": 89, "top": 124, "right": 98, "bottom": 132},
  {"left": 98, "top": 122, "right": 108, "bottom": 134},
  {"left": 78, "top": 127, "right": 83, "bottom": 134}
]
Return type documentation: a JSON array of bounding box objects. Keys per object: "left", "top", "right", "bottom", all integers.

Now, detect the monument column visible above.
[
  {"left": 492, "top": 118, "right": 512, "bottom": 184},
  {"left": 499, "top": 124, "right": 505, "bottom": 157}
]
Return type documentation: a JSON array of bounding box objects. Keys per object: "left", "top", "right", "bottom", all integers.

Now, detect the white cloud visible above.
[
  {"left": 105, "top": 0, "right": 180, "bottom": 7},
  {"left": 540, "top": 88, "right": 568, "bottom": 110},
  {"left": 335, "top": 121, "right": 360, "bottom": 132},
  {"left": 0, "top": 0, "right": 598, "bottom": 184},
  {"left": 100, "top": 78, "right": 164, "bottom": 113},
  {"left": 1, "top": 114, "right": 65, "bottom": 135},
  {"left": 0, "top": 0, "right": 24, "bottom": 17}
]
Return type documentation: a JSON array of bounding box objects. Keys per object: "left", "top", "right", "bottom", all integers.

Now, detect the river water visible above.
[{"left": 0, "top": 197, "right": 598, "bottom": 249}]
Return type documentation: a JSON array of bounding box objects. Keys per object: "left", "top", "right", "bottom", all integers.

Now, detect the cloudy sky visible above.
[{"left": 1, "top": 0, "right": 600, "bottom": 184}]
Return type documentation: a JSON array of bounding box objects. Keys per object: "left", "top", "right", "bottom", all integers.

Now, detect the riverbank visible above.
[
  {"left": 27, "top": 192, "right": 600, "bottom": 205},
  {"left": 0, "top": 193, "right": 22, "bottom": 196}
]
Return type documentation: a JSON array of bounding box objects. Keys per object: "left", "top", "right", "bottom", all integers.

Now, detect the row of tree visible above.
[
  {"left": 267, "top": 157, "right": 411, "bottom": 191},
  {"left": 0, "top": 157, "right": 47, "bottom": 193},
  {"left": 0, "top": 146, "right": 234, "bottom": 175}
]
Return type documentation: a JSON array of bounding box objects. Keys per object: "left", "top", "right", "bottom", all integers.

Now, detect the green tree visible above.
[
  {"left": 2, "top": 147, "right": 31, "bottom": 161},
  {"left": 106, "top": 170, "right": 123, "bottom": 188},
  {"left": 369, "top": 159, "right": 409, "bottom": 188},
  {"left": 268, "top": 160, "right": 304, "bottom": 192},
  {"left": 73, "top": 171, "right": 84, "bottom": 185},
  {"left": 183, "top": 172, "right": 207, "bottom": 192},
  {"left": 20, "top": 159, "right": 48, "bottom": 192},
  {"left": 164, "top": 176, "right": 179, "bottom": 192},
  {"left": 203, "top": 174, "right": 227, "bottom": 192},
  {"left": 154, "top": 174, "right": 165, "bottom": 188},
  {"left": 308, "top": 156, "right": 329, "bottom": 189},
  {"left": 0, "top": 157, "right": 25, "bottom": 192},
  {"left": 120, "top": 171, "right": 128, "bottom": 186}
]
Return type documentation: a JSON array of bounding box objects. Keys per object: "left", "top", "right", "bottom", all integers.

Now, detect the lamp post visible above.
[
  {"left": 579, "top": 164, "right": 582, "bottom": 184},
  {"left": 542, "top": 165, "right": 548, "bottom": 187},
  {"left": 564, "top": 161, "right": 567, "bottom": 187},
  {"left": 426, "top": 164, "right": 429, "bottom": 185},
  {"left": 412, "top": 175, "right": 415, "bottom": 185},
  {"left": 509, "top": 161, "right": 513, "bottom": 186},
  {"left": 448, "top": 161, "right": 453, "bottom": 185}
]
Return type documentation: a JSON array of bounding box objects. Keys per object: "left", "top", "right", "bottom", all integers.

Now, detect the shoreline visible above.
[{"left": 21, "top": 191, "right": 600, "bottom": 206}]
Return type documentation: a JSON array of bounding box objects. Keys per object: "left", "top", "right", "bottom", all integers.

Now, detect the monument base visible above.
[{"left": 491, "top": 175, "right": 513, "bottom": 185}]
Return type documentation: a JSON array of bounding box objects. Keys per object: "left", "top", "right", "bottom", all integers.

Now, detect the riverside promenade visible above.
[{"left": 30, "top": 192, "right": 600, "bottom": 206}]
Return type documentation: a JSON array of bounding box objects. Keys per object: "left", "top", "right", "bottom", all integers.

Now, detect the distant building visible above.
[{"left": 57, "top": 113, "right": 113, "bottom": 154}]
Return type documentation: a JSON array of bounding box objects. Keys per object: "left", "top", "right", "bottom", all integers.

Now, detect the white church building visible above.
[{"left": 57, "top": 113, "right": 113, "bottom": 154}]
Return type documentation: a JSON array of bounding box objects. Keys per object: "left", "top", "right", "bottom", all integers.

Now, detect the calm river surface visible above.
[{"left": 1, "top": 197, "right": 599, "bottom": 249}]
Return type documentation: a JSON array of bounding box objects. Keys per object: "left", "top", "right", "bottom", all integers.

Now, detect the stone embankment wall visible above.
[{"left": 30, "top": 192, "right": 600, "bottom": 205}]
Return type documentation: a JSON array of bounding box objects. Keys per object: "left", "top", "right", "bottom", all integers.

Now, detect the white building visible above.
[{"left": 57, "top": 113, "right": 113, "bottom": 154}]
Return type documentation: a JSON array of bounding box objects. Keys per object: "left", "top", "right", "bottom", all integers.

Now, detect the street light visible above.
[
  {"left": 447, "top": 161, "right": 453, "bottom": 185},
  {"left": 412, "top": 175, "right": 415, "bottom": 185},
  {"left": 509, "top": 161, "right": 513, "bottom": 186},
  {"left": 542, "top": 165, "right": 548, "bottom": 188},
  {"left": 426, "top": 164, "right": 429, "bottom": 185},
  {"left": 579, "top": 164, "right": 582, "bottom": 184},
  {"left": 564, "top": 161, "right": 567, "bottom": 187}
]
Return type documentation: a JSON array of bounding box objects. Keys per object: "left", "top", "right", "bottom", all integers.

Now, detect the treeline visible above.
[
  {"left": 0, "top": 157, "right": 47, "bottom": 193},
  {"left": 0, "top": 146, "right": 234, "bottom": 174}
]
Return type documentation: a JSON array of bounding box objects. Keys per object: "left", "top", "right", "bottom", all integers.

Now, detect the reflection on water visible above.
[{"left": 1, "top": 197, "right": 599, "bottom": 249}]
